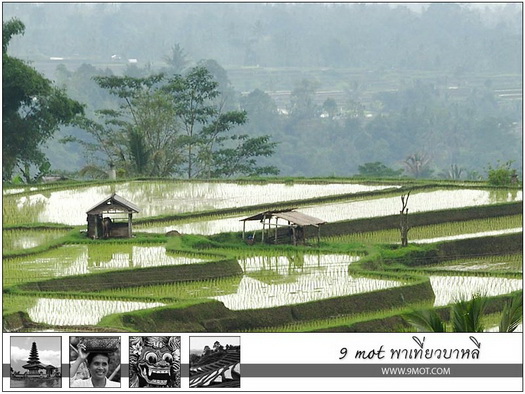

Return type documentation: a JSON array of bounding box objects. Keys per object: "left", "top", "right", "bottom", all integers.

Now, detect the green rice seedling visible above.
[
  {"left": 2, "top": 244, "right": 208, "bottom": 288},
  {"left": 425, "top": 254, "right": 522, "bottom": 273},
  {"left": 2, "top": 196, "right": 49, "bottom": 226},
  {"left": 246, "top": 301, "right": 435, "bottom": 333},
  {"left": 2, "top": 294, "right": 39, "bottom": 316},
  {"left": 302, "top": 188, "right": 522, "bottom": 224},
  {"left": 212, "top": 271, "right": 403, "bottom": 310},
  {"left": 324, "top": 215, "right": 522, "bottom": 246},
  {"left": 99, "top": 276, "right": 242, "bottom": 300},
  {"left": 429, "top": 275, "right": 522, "bottom": 307},
  {"left": 26, "top": 297, "right": 165, "bottom": 326},
  {"left": 2, "top": 228, "right": 72, "bottom": 254}
]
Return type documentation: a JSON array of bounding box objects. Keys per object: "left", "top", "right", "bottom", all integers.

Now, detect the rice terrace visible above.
[{"left": 2, "top": 178, "right": 522, "bottom": 333}]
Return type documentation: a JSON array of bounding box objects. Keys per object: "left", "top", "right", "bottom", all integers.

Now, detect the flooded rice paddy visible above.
[
  {"left": 139, "top": 188, "right": 522, "bottom": 235},
  {"left": 3, "top": 181, "right": 521, "bottom": 330},
  {"left": 412, "top": 228, "right": 522, "bottom": 244},
  {"left": 430, "top": 275, "right": 522, "bottom": 307},
  {"left": 299, "top": 188, "right": 522, "bottom": 223},
  {"left": 5, "top": 250, "right": 522, "bottom": 325},
  {"left": 3, "top": 181, "right": 393, "bottom": 225},
  {"left": 27, "top": 298, "right": 165, "bottom": 326},
  {"left": 214, "top": 253, "right": 404, "bottom": 310},
  {"left": 3, "top": 245, "right": 206, "bottom": 286},
  {"left": 3, "top": 228, "right": 71, "bottom": 253},
  {"left": 427, "top": 254, "right": 522, "bottom": 272}
]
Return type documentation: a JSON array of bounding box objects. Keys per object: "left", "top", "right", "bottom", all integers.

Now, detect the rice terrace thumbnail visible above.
[{"left": 3, "top": 179, "right": 522, "bottom": 333}]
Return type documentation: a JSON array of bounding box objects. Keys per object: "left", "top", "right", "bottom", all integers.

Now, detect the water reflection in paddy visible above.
[
  {"left": 3, "top": 245, "right": 206, "bottom": 286},
  {"left": 430, "top": 276, "right": 522, "bottom": 307},
  {"left": 300, "top": 189, "right": 522, "bottom": 223},
  {"left": 4, "top": 181, "right": 392, "bottom": 225},
  {"left": 412, "top": 228, "right": 522, "bottom": 244},
  {"left": 3, "top": 228, "right": 70, "bottom": 252},
  {"left": 140, "top": 189, "right": 522, "bottom": 235},
  {"left": 213, "top": 253, "right": 403, "bottom": 310},
  {"left": 27, "top": 298, "right": 164, "bottom": 326}
]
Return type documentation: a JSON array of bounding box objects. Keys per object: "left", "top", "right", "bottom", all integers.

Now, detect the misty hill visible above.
[
  {"left": 3, "top": 3, "right": 522, "bottom": 178},
  {"left": 3, "top": 3, "right": 521, "bottom": 72}
]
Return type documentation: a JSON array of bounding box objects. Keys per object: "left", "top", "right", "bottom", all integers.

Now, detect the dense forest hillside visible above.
[{"left": 3, "top": 3, "right": 522, "bottom": 178}]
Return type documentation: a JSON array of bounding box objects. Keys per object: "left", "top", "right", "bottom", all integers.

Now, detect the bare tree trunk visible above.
[{"left": 400, "top": 192, "right": 410, "bottom": 247}]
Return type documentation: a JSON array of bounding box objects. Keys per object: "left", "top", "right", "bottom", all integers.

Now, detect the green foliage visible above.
[
  {"left": 498, "top": 292, "right": 523, "bottom": 333},
  {"left": 487, "top": 160, "right": 518, "bottom": 186},
  {"left": 403, "top": 309, "right": 446, "bottom": 332},
  {"left": 3, "top": 5, "right": 522, "bottom": 178},
  {"left": 357, "top": 162, "right": 403, "bottom": 178},
  {"left": 451, "top": 295, "right": 487, "bottom": 332},
  {"left": 3, "top": 179, "right": 522, "bottom": 332},
  {"left": 163, "top": 43, "right": 190, "bottom": 73},
  {"left": 405, "top": 292, "right": 523, "bottom": 333},
  {"left": 77, "top": 66, "right": 278, "bottom": 179},
  {"left": 438, "top": 164, "right": 465, "bottom": 180},
  {"left": 404, "top": 153, "right": 433, "bottom": 179},
  {"left": 2, "top": 18, "right": 84, "bottom": 182}
]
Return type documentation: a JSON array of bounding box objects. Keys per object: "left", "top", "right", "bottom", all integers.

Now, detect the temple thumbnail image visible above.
[{"left": 10, "top": 337, "right": 61, "bottom": 388}]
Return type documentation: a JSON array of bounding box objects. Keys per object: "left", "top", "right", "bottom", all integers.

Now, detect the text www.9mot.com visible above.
[{"left": 381, "top": 366, "right": 452, "bottom": 376}]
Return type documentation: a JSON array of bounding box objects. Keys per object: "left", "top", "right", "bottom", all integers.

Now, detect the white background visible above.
[{"left": 3, "top": 332, "right": 523, "bottom": 392}]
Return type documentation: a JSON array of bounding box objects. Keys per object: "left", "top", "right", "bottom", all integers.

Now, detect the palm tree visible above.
[
  {"left": 404, "top": 293, "right": 522, "bottom": 332},
  {"left": 404, "top": 308, "right": 446, "bottom": 332},
  {"left": 404, "top": 152, "right": 432, "bottom": 178},
  {"left": 499, "top": 294, "right": 523, "bottom": 333},
  {"left": 450, "top": 295, "right": 487, "bottom": 332}
]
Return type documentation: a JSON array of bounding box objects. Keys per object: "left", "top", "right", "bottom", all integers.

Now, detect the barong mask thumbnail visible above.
[{"left": 129, "top": 337, "right": 180, "bottom": 387}]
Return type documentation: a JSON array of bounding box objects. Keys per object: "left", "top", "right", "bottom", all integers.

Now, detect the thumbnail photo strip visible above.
[
  {"left": 189, "top": 336, "right": 241, "bottom": 388},
  {"left": 69, "top": 336, "right": 121, "bottom": 388},
  {"left": 129, "top": 336, "right": 181, "bottom": 388},
  {"left": 10, "top": 336, "right": 62, "bottom": 389}
]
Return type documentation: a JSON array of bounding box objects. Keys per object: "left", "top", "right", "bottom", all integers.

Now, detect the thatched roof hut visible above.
[
  {"left": 86, "top": 193, "right": 140, "bottom": 239},
  {"left": 241, "top": 208, "right": 326, "bottom": 245}
]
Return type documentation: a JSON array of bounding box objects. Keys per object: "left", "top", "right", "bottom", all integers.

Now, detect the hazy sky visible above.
[
  {"left": 10, "top": 336, "right": 62, "bottom": 372},
  {"left": 190, "top": 336, "right": 240, "bottom": 355}
]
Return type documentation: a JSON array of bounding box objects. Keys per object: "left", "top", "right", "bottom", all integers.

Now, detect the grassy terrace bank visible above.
[
  {"left": 309, "top": 291, "right": 522, "bottom": 333},
  {"left": 4, "top": 233, "right": 520, "bottom": 332},
  {"left": 13, "top": 259, "right": 242, "bottom": 293},
  {"left": 97, "top": 279, "right": 433, "bottom": 332},
  {"left": 300, "top": 201, "right": 522, "bottom": 240}
]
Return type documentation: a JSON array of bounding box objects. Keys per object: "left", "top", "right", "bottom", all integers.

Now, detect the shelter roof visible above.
[
  {"left": 86, "top": 193, "right": 140, "bottom": 215},
  {"left": 240, "top": 208, "right": 326, "bottom": 227}
]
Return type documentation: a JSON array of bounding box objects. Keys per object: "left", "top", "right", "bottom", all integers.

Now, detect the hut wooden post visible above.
[
  {"left": 128, "top": 213, "right": 133, "bottom": 237},
  {"left": 275, "top": 218, "right": 279, "bottom": 243},
  {"left": 242, "top": 221, "right": 246, "bottom": 240},
  {"left": 317, "top": 226, "right": 321, "bottom": 246},
  {"left": 261, "top": 215, "right": 266, "bottom": 243}
]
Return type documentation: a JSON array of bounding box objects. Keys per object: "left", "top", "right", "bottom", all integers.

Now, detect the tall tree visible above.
[
  {"left": 163, "top": 43, "right": 190, "bottom": 73},
  {"left": 80, "top": 73, "right": 183, "bottom": 177},
  {"left": 289, "top": 79, "right": 320, "bottom": 119},
  {"left": 76, "top": 65, "right": 278, "bottom": 178},
  {"left": 2, "top": 18, "right": 84, "bottom": 181},
  {"left": 164, "top": 66, "right": 278, "bottom": 178},
  {"left": 163, "top": 66, "right": 220, "bottom": 178}
]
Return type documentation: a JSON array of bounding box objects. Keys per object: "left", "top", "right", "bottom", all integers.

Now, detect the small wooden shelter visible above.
[
  {"left": 86, "top": 193, "right": 140, "bottom": 239},
  {"left": 240, "top": 208, "right": 326, "bottom": 246}
]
